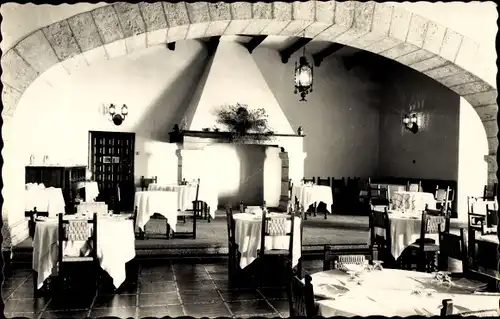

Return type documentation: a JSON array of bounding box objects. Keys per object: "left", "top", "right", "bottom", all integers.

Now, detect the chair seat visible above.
[
  {"left": 408, "top": 242, "right": 439, "bottom": 252},
  {"left": 62, "top": 256, "right": 94, "bottom": 262},
  {"left": 258, "top": 249, "right": 290, "bottom": 256}
]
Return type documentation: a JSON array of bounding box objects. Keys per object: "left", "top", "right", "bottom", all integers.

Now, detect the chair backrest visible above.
[
  {"left": 332, "top": 177, "right": 346, "bottom": 196},
  {"left": 420, "top": 208, "right": 450, "bottom": 240},
  {"left": 58, "top": 213, "right": 97, "bottom": 262},
  {"left": 191, "top": 178, "right": 201, "bottom": 211},
  {"left": 407, "top": 181, "right": 422, "bottom": 192},
  {"left": 316, "top": 177, "right": 331, "bottom": 186},
  {"left": 438, "top": 228, "right": 468, "bottom": 273},
  {"left": 323, "top": 244, "right": 372, "bottom": 271},
  {"left": 435, "top": 186, "right": 451, "bottom": 201},
  {"left": 440, "top": 299, "right": 454, "bottom": 316},
  {"left": 287, "top": 274, "right": 315, "bottom": 318},
  {"left": 140, "top": 176, "right": 158, "bottom": 191},
  {"left": 302, "top": 177, "right": 315, "bottom": 184},
  {"left": 369, "top": 207, "right": 391, "bottom": 252},
  {"left": 260, "top": 210, "right": 295, "bottom": 258},
  {"left": 440, "top": 298, "right": 500, "bottom": 317},
  {"left": 485, "top": 207, "right": 498, "bottom": 228},
  {"left": 225, "top": 205, "right": 236, "bottom": 246},
  {"left": 483, "top": 183, "right": 498, "bottom": 201}
]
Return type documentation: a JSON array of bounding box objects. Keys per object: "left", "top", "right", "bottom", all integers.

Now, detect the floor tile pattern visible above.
[{"left": 2, "top": 259, "right": 324, "bottom": 318}]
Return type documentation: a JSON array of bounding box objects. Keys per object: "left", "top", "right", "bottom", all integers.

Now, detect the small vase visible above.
[{"left": 29, "top": 154, "right": 35, "bottom": 165}]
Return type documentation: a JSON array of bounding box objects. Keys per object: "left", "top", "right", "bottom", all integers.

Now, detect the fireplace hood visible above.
[{"left": 182, "top": 37, "right": 294, "bottom": 135}]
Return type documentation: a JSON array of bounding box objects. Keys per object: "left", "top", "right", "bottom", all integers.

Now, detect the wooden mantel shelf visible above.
[{"left": 168, "top": 130, "right": 305, "bottom": 143}]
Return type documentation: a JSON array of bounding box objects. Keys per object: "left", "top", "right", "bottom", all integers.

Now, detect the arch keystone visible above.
[{"left": 163, "top": 2, "right": 190, "bottom": 42}]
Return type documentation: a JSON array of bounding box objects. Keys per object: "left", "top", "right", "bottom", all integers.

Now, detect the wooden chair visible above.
[
  {"left": 483, "top": 183, "right": 498, "bottom": 201},
  {"left": 302, "top": 177, "right": 315, "bottom": 184},
  {"left": 140, "top": 176, "right": 157, "bottom": 191},
  {"left": 369, "top": 185, "right": 390, "bottom": 207},
  {"left": 435, "top": 186, "right": 452, "bottom": 212},
  {"left": 171, "top": 179, "right": 200, "bottom": 239},
  {"left": 323, "top": 244, "right": 372, "bottom": 271},
  {"left": 438, "top": 228, "right": 468, "bottom": 275},
  {"left": 259, "top": 210, "right": 295, "bottom": 260},
  {"left": 226, "top": 205, "right": 241, "bottom": 282},
  {"left": 287, "top": 274, "right": 316, "bottom": 318},
  {"left": 483, "top": 207, "right": 498, "bottom": 235},
  {"left": 369, "top": 207, "right": 393, "bottom": 266},
  {"left": 57, "top": 213, "right": 99, "bottom": 292},
  {"left": 331, "top": 177, "right": 346, "bottom": 214},
  {"left": 407, "top": 181, "right": 422, "bottom": 192},
  {"left": 440, "top": 298, "right": 500, "bottom": 317},
  {"left": 316, "top": 177, "right": 330, "bottom": 186},
  {"left": 404, "top": 206, "right": 450, "bottom": 272}
]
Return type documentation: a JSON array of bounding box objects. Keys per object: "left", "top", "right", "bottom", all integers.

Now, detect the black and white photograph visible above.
[{"left": 0, "top": 1, "right": 499, "bottom": 318}]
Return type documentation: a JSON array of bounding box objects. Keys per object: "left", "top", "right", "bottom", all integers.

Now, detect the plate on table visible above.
[
  {"left": 315, "top": 283, "right": 350, "bottom": 299},
  {"left": 35, "top": 216, "right": 48, "bottom": 222}
]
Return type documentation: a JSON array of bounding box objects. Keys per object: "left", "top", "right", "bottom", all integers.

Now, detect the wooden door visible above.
[{"left": 89, "top": 131, "right": 135, "bottom": 212}]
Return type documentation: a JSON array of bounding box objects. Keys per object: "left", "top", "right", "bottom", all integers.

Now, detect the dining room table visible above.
[
  {"left": 25, "top": 185, "right": 65, "bottom": 216},
  {"left": 371, "top": 209, "right": 431, "bottom": 259},
  {"left": 292, "top": 184, "right": 333, "bottom": 213},
  {"left": 310, "top": 268, "right": 499, "bottom": 317},
  {"left": 134, "top": 191, "right": 180, "bottom": 232},
  {"left": 32, "top": 213, "right": 136, "bottom": 290},
  {"left": 148, "top": 183, "right": 217, "bottom": 219},
  {"left": 232, "top": 209, "right": 301, "bottom": 268}
]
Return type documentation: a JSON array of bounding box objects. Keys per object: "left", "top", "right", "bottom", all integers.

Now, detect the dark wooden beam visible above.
[
  {"left": 167, "top": 42, "right": 176, "bottom": 51},
  {"left": 243, "top": 35, "right": 268, "bottom": 53},
  {"left": 206, "top": 36, "right": 221, "bottom": 56},
  {"left": 312, "top": 43, "right": 345, "bottom": 67},
  {"left": 279, "top": 38, "right": 312, "bottom": 64}
]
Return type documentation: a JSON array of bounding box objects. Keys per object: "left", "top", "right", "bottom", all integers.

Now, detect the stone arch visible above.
[{"left": 1, "top": 1, "right": 497, "bottom": 183}]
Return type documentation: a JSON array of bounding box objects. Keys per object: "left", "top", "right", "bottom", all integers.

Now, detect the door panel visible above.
[{"left": 89, "top": 131, "right": 135, "bottom": 212}]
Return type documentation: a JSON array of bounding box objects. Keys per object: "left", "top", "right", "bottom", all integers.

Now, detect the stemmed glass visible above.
[{"left": 372, "top": 260, "right": 384, "bottom": 271}]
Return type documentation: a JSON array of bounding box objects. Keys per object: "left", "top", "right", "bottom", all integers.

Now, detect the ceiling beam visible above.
[
  {"left": 312, "top": 43, "right": 345, "bottom": 67},
  {"left": 205, "top": 36, "right": 221, "bottom": 56},
  {"left": 243, "top": 35, "right": 268, "bottom": 54},
  {"left": 342, "top": 50, "right": 375, "bottom": 71},
  {"left": 167, "top": 42, "right": 176, "bottom": 51},
  {"left": 279, "top": 38, "right": 312, "bottom": 64}
]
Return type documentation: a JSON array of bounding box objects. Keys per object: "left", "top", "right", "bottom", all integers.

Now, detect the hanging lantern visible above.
[{"left": 294, "top": 55, "right": 314, "bottom": 102}]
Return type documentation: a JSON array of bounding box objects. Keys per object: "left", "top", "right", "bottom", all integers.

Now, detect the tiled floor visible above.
[{"left": 2, "top": 259, "right": 324, "bottom": 318}]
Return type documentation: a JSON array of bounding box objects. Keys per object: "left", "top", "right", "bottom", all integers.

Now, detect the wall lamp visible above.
[
  {"left": 402, "top": 113, "right": 419, "bottom": 134},
  {"left": 108, "top": 104, "right": 128, "bottom": 126}
]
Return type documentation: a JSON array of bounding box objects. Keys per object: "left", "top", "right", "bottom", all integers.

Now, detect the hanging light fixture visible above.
[
  {"left": 108, "top": 103, "right": 128, "bottom": 126},
  {"left": 294, "top": 31, "right": 313, "bottom": 102}
]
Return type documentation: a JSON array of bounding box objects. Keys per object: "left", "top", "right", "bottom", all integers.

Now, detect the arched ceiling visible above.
[{"left": 1, "top": 1, "right": 498, "bottom": 184}]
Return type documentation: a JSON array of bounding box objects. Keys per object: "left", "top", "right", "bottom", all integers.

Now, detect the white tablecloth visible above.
[
  {"left": 292, "top": 185, "right": 333, "bottom": 212},
  {"left": 75, "top": 181, "right": 99, "bottom": 202},
  {"left": 32, "top": 215, "right": 136, "bottom": 289},
  {"left": 134, "top": 191, "right": 179, "bottom": 232},
  {"left": 148, "top": 184, "right": 217, "bottom": 218},
  {"left": 25, "top": 187, "right": 65, "bottom": 216},
  {"left": 312, "top": 269, "right": 499, "bottom": 317},
  {"left": 391, "top": 191, "right": 436, "bottom": 211},
  {"left": 233, "top": 212, "right": 301, "bottom": 268},
  {"left": 76, "top": 202, "right": 108, "bottom": 215},
  {"left": 373, "top": 210, "right": 437, "bottom": 259}
]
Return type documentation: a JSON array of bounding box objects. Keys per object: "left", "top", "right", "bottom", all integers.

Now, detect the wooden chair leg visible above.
[{"left": 313, "top": 203, "right": 317, "bottom": 217}]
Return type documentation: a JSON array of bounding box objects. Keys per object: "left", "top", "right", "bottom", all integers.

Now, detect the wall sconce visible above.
[
  {"left": 108, "top": 104, "right": 128, "bottom": 126},
  {"left": 402, "top": 113, "right": 419, "bottom": 134}
]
